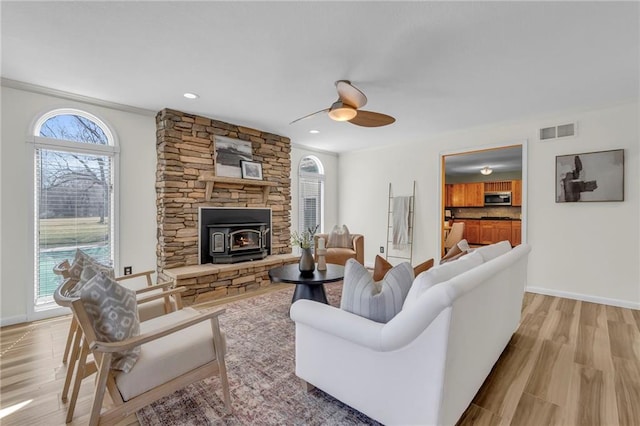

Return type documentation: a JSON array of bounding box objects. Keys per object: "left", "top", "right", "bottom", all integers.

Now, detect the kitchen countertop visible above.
[{"left": 454, "top": 217, "right": 521, "bottom": 221}]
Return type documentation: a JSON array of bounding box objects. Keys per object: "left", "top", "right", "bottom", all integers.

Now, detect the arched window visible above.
[
  {"left": 298, "top": 156, "right": 324, "bottom": 236},
  {"left": 31, "top": 109, "right": 118, "bottom": 309}
]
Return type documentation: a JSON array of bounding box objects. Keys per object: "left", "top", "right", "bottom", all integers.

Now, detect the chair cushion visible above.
[
  {"left": 325, "top": 247, "right": 357, "bottom": 265},
  {"left": 137, "top": 291, "right": 171, "bottom": 322},
  {"left": 341, "top": 259, "right": 414, "bottom": 323},
  {"left": 403, "top": 251, "right": 484, "bottom": 311},
  {"left": 327, "top": 224, "right": 352, "bottom": 248},
  {"left": 79, "top": 272, "right": 140, "bottom": 373},
  {"left": 115, "top": 307, "right": 224, "bottom": 401}
]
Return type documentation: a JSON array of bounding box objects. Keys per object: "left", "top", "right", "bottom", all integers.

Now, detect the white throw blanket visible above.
[{"left": 392, "top": 196, "right": 411, "bottom": 250}]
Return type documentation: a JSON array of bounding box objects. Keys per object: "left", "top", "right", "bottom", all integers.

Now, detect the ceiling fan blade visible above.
[
  {"left": 289, "top": 108, "right": 330, "bottom": 125},
  {"left": 348, "top": 110, "right": 396, "bottom": 127},
  {"left": 335, "top": 80, "right": 367, "bottom": 108}
]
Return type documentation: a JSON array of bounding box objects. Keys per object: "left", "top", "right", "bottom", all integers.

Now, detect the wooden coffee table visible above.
[{"left": 268, "top": 263, "right": 344, "bottom": 305}]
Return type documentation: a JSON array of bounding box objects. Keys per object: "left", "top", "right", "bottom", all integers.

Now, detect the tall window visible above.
[
  {"left": 298, "top": 156, "right": 324, "bottom": 236},
  {"left": 32, "top": 109, "right": 117, "bottom": 309}
]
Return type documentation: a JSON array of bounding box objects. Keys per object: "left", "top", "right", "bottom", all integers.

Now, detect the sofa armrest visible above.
[{"left": 290, "top": 300, "right": 385, "bottom": 350}]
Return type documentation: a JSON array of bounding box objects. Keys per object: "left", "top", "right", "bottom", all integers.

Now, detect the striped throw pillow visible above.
[{"left": 340, "top": 258, "right": 414, "bottom": 323}]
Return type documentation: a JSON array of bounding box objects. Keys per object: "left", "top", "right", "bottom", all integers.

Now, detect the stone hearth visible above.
[{"left": 156, "top": 108, "right": 294, "bottom": 303}]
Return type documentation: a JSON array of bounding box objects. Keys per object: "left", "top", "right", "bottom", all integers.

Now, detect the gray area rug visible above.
[{"left": 136, "top": 282, "right": 380, "bottom": 425}]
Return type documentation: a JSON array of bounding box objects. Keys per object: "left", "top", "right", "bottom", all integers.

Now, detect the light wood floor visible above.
[{"left": 1, "top": 291, "right": 639, "bottom": 426}]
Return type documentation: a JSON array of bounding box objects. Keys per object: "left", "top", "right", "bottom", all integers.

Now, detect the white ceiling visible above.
[{"left": 2, "top": 1, "right": 638, "bottom": 154}]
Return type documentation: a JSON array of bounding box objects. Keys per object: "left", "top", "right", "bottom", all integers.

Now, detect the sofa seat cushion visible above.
[
  {"left": 116, "top": 307, "right": 225, "bottom": 401},
  {"left": 403, "top": 251, "right": 484, "bottom": 310},
  {"left": 341, "top": 259, "right": 414, "bottom": 323}
]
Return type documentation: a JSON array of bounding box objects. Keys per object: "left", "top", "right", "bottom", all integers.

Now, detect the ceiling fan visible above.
[{"left": 290, "top": 80, "right": 396, "bottom": 127}]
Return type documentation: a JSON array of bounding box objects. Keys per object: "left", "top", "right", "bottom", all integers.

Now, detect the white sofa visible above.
[{"left": 290, "top": 242, "right": 531, "bottom": 425}]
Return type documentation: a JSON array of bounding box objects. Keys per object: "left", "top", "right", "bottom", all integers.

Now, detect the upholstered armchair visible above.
[{"left": 314, "top": 233, "right": 364, "bottom": 265}]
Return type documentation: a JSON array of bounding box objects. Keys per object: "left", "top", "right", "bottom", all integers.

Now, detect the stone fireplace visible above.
[{"left": 155, "top": 109, "right": 296, "bottom": 304}]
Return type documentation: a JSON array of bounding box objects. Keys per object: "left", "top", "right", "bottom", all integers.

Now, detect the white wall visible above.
[
  {"left": 0, "top": 87, "right": 157, "bottom": 325},
  {"left": 290, "top": 145, "right": 339, "bottom": 239},
  {"left": 338, "top": 102, "right": 639, "bottom": 308}
]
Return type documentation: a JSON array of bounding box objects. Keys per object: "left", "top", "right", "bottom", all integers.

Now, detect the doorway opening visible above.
[{"left": 440, "top": 142, "right": 527, "bottom": 257}]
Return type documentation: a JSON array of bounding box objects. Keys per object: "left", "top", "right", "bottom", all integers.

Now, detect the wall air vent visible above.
[{"left": 539, "top": 122, "right": 577, "bottom": 140}]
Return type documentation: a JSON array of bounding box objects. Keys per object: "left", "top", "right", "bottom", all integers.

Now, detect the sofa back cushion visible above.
[
  {"left": 473, "top": 240, "right": 512, "bottom": 262},
  {"left": 402, "top": 251, "right": 484, "bottom": 310},
  {"left": 341, "top": 259, "right": 414, "bottom": 323}
]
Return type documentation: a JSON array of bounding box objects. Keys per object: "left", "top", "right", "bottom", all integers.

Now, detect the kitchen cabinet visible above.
[
  {"left": 480, "top": 220, "right": 512, "bottom": 245},
  {"left": 464, "top": 183, "right": 484, "bottom": 207},
  {"left": 445, "top": 183, "right": 483, "bottom": 207},
  {"left": 511, "top": 221, "right": 521, "bottom": 246},
  {"left": 512, "top": 180, "right": 522, "bottom": 206},
  {"left": 460, "top": 219, "right": 480, "bottom": 244},
  {"left": 451, "top": 184, "right": 466, "bottom": 207}
]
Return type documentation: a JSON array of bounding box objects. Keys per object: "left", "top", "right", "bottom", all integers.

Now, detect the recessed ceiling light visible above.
[
  {"left": 309, "top": 130, "right": 320, "bottom": 134},
  {"left": 183, "top": 92, "right": 199, "bottom": 99}
]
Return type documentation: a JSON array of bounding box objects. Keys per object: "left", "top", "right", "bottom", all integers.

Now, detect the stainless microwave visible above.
[{"left": 484, "top": 192, "right": 512, "bottom": 206}]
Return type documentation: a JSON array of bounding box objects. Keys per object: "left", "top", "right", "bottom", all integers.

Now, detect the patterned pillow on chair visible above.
[{"left": 79, "top": 271, "right": 140, "bottom": 373}]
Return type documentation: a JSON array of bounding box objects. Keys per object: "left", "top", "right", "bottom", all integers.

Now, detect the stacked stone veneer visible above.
[{"left": 156, "top": 108, "right": 294, "bottom": 304}]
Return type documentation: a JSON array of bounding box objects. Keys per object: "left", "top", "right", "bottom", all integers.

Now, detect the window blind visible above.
[
  {"left": 35, "top": 147, "right": 114, "bottom": 303},
  {"left": 298, "top": 176, "right": 323, "bottom": 234}
]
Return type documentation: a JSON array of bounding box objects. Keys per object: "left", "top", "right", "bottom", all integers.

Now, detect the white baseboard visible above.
[
  {"left": 0, "top": 315, "right": 28, "bottom": 327},
  {"left": 526, "top": 286, "right": 640, "bottom": 310},
  {"left": 1, "top": 306, "right": 70, "bottom": 328}
]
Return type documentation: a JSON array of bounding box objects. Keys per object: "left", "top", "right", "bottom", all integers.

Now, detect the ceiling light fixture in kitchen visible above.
[{"left": 480, "top": 166, "right": 493, "bottom": 175}]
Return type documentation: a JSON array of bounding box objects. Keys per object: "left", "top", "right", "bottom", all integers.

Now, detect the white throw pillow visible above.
[
  {"left": 473, "top": 240, "right": 512, "bottom": 262},
  {"left": 340, "top": 259, "right": 414, "bottom": 323},
  {"left": 79, "top": 272, "right": 141, "bottom": 373},
  {"left": 403, "top": 251, "right": 484, "bottom": 310}
]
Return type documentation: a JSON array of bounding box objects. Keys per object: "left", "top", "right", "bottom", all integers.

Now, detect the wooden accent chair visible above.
[
  {"left": 56, "top": 277, "right": 231, "bottom": 425},
  {"left": 53, "top": 261, "right": 185, "bottom": 422}
]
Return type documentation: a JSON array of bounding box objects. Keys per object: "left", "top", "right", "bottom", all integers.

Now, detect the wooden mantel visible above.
[{"left": 198, "top": 171, "right": 277, "bottom": 204}]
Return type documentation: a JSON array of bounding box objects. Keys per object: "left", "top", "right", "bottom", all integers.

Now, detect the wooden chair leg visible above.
[
  {"left": 211, "top": 317, "right": 232, "bottom": 413},
  {"left": 62, "top": 317, "right": 78, "bottom": 364},
  {"left": 62, "top": 324, "right": 83, "bottom": 402},
  {"left": 88, "top": 353, "right": 112, "bottom": 426},
  {"left": 65, "top": 337, "right": 90, "bottom": 423}
]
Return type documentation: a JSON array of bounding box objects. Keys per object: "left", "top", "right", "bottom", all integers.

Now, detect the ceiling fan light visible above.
[
  {"left": 328, "top": 105, "right": 357, "bottom": 121},
  {"left": 480, "top": 166, "right": 493, "bottom": 175}
]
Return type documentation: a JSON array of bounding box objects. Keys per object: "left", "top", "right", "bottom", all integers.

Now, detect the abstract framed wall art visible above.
[
  {"left": 555, "top": 149, "right": 624, "bottom": 202},
  {"left": 214, "top": 136, "right": 253, "bottom": 178}
]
